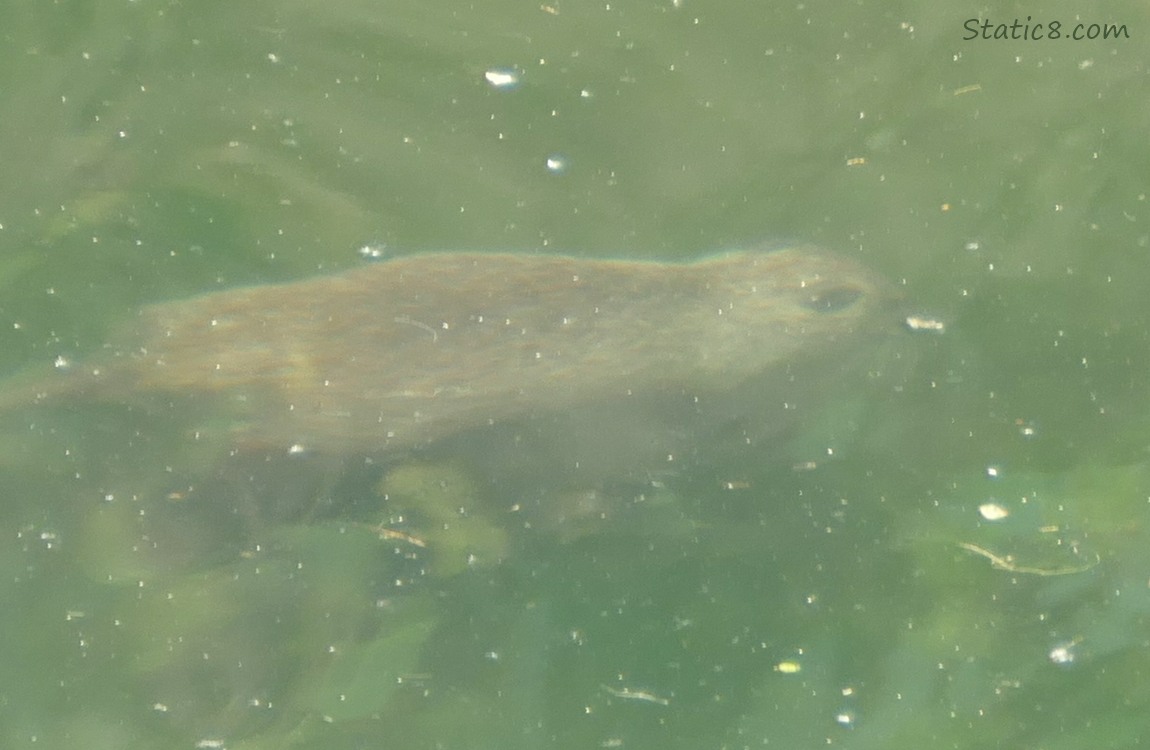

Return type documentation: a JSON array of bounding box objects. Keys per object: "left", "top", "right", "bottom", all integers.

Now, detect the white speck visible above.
[
  {"left": 53, "top": 355, "right": 71, "bottom": 370},
  {"left": 288, "top": 444, "right": 308, "bottom": 455},
  {"left": 545, "top": 154, "right": 568, "bottom": 173},
  {"left": 357, "top": 242, "right": 387, "bottom": 260},
  {"left": 267, "top": 52, "right": 280, "bottom": 64},
  {"left": 1048, "top": 640, "right": 1079, "bottom": 665},
  {"left": 835, "top": 711, "right": 856, "bottom": 728},
  {"left": 484, "top": 68, "right": 520, "bottom": 89},
  {"left": 986, "top": 466, "right": 1000, "bottom": 478}
]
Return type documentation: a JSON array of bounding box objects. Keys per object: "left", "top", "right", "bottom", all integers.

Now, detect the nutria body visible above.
[{"left": 12, "top": 246, "right": 894, "bottom": 472}]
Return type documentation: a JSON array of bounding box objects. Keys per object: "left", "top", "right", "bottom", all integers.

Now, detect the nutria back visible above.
[{"left": 10, "top": 246, "right": 896, "bottom": 460}]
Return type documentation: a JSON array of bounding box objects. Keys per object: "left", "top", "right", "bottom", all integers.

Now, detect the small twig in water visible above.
[{"left": 958, "top": 541, "right": 1099, "bottom": 576}]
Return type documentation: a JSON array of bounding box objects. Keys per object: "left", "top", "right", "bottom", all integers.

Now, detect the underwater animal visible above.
[{"left": 3, "top": 244, "right": 902, "bottom": 523}]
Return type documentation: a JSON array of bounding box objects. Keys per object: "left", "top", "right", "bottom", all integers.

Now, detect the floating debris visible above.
[
  {"left": 484, "top": 68, "right": 520, "bottom": 90},
  {"left": 904, "top": 315, "right": 946, "bottom": 333},
  {"left": 601, "top": 683, "right": 670, "bottom": 706},
  {"left": 356, "top": 242, "right": 388, "bottom": 260},
  {"left": 774, "top": 660, "right": 802, "bottom": 674},
  {"left": 545, "top": 154, "right": 568, "bottom": 174},
  {"left": 978, "top": 502, "right": 1010, "bottom": 521},
  {"left": 1048, "top": 637, "right": 1083, "bottom": 665},
  {"left": 957, "top": 542, "right": 1100, "bottom": 576}
]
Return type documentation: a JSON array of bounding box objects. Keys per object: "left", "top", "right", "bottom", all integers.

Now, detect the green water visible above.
[{"left": 2, "top": 1, "right": 1149, "bottom": 748}]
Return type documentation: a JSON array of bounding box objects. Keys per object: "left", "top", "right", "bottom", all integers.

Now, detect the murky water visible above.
[{"left": 1, "top": 1, "right": 1148, "bottom": 748}]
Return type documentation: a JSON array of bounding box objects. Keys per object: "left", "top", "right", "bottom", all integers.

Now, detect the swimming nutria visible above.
[{"left": 5, "top": 244, "right": 898, "bottom": 517}]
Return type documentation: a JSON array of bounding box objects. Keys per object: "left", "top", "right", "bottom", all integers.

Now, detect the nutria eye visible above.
[{"left": 803, "top": 286, "right": 863, "bottom": 313}]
